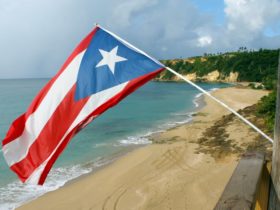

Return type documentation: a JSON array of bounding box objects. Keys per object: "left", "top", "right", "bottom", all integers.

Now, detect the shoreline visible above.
[
  {"left": 17, "top": 86, "right": 271, "bottom": 210},
  {"left": 63, "top": 89, "right": 211, "bottom": 189},
  {"left": 2, "top": 85, "right": 209, "bottom": 210}
]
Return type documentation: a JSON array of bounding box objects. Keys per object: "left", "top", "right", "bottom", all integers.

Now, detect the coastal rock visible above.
[
  {"left": 186, "top": 72, "right": 197, "bottom": 81},
  {"left": 173, "top": 72, "right": 197, "bottom": 81},
  {"left": 224, "top": 72, "right": 239, "bottom": 83},
  {"left": 202, "top": 70, "right": 220, "bottom": 82},
  {"left": 156, "top": 70, "right": 239, "bottom": 83}
]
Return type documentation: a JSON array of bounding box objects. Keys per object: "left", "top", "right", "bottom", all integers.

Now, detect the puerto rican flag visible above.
[{"left": 2, "top": 26, "right": 165, "bottom": 185}]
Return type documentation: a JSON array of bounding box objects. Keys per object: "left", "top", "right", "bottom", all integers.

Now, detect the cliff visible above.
[
  {"left": 157, "top": 49, "right": 278, "bottom": 85},
  {"left": 155, "top": 70, "right": 239, "bottom": 83}
]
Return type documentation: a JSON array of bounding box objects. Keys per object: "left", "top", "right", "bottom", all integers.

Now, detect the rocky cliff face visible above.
[{"left": 157, "top": 70, "right": 239, "bottom": 83}]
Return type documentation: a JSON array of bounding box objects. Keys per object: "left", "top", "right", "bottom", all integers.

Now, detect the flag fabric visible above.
[{"left": 2, "top": 25, "right": 165, "bottom": 185}]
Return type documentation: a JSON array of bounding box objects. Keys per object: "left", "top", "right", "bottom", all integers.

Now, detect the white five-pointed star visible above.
[{"left": 96, "top": 46, "right": 127, "bottom": 74}]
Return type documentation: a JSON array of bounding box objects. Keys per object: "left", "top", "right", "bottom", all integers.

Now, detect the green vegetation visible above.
[
  {"left": 160, "top": 48, "right": 279, "bottom": 133},
  {"left": 160, "top": 48, "right": 279, "bottom": 90},
  {"left": 257, "top": 90, "right": 277, "bottom": 132}
]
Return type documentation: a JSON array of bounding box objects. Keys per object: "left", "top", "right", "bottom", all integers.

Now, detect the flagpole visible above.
[
  {"left": 166, "top": 67, "right": 274, "bottom": 143},
  {"left": 97, "top": 24, "right": 273, "bottom": 143}
]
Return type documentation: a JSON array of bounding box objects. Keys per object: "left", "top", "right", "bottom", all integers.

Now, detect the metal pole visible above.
[
  {"left": 98, "top": 24, "right": 274, "bottom": 144},
  {"left": 272, "top": 49, "right": 280, "bottom": 201},
  {"left": 166, "top": 67, "right": 274, "bottom": 143}
]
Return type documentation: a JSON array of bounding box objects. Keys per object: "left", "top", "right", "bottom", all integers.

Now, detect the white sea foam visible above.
[
  {"left": 195, "top": 93, "right": 203, "bottom": 98},
  {"left": 0, "top": 108, "right": 195, "bottom": 210},
  {"left": 171, "top": 112, "right": 194, "bottom": 117},
  {"left": 118, "top": 136, "right": 152, "bottom": 145},
  {"left": 193, "top": 87, "right": 219, "bottom": 108},
  {"left": 193, "top": 93, "right": 203, "bottom": 107},
  {"left": 0, "top": 158, "right": 115, "bottom": 210},
  {"left": 92, "top": 143, "right": 110, "bottom": 148},
  {"left": 210, "top": 87, "right": 219, "bottom": 92},
  {"left": 163, "top": 118, "right": 193, "bottom": 127},
  {"left": 117, "top": 130, "right": 159, "bottom": 146},
  {"left": 0, "top": 87, "right": 221, "bottom": 210},
  {"left": 117, "top": 111, "right": 194, "bottom": 147}
]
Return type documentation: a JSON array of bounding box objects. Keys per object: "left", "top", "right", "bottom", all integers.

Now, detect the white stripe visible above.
[
  {"left": 26, "top": 82, "right": 128, "bottom": 184},
  {"left": 3, "top": 51, "right": 86, "bottom": 166}
]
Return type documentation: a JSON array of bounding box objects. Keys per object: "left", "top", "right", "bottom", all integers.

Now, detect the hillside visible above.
[
  {"left": 158, "top": 48, "right": 279, "bottom": 133},
  {"left": 158, "top": 48, "right": 279, "bottom": 90}
]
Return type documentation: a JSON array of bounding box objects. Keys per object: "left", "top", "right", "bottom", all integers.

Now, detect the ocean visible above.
[{"left": 0, "top": 79, "right": 230, "bottom": 209}]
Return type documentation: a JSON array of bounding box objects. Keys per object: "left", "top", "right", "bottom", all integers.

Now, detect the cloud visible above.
[
  {"left": 222, "top": 0, "right": 280, "bottom": 47},
  {"left": 0, "top": 0, "right": 116, "bottom": 78},
  {"left": 197, "top": 36, "right": 213, "bottom": 47},
  {"left": 108, "top": 0, "right": 213, "bottom": 58},
  {"left": 0, "top": 0, "right": 279, "bottom": 78},
  {"left": 111, "top": 0, "right": 159, "bottom": 27},
  {"left": 225, "top": 0, "right": 280, "bottom": 32},
  {"left": 192, "top": 0, "right": 280, "bottom": 52}
]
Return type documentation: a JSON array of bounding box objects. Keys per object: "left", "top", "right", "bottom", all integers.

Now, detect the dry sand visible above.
[{"left": 17, "top": 87, "right": 271, "bottom": 210}]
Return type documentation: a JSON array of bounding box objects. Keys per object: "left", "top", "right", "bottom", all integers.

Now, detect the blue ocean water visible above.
[{"left": 0, "top": 79, "right": 230, "bottom": 209}]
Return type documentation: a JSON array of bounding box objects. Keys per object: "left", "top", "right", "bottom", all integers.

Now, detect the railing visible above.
[{"left": 214, "top": 152, "right": 271, "bottom": 210}]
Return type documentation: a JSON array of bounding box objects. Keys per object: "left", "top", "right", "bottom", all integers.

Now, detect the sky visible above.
[{"left": 0, "top": 0, "right": 279, "bottom": 78}]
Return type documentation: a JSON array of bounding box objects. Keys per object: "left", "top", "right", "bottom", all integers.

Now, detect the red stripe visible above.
[
  {"left": 2, "top": 114, "right": 26, "bottom": 147},
  {"left": 37, "top": 68, "right": 164, "bottom": 185},
  {"left": 2, "top": 27, "right": 99, "bottom": 146},
  {"left": 10, "top": 85, "right": 90, "bottom": 182}
]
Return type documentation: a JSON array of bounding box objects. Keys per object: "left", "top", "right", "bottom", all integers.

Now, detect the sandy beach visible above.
[{"left": 17, "top": 86, "right": 272, "bottom": 210}]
